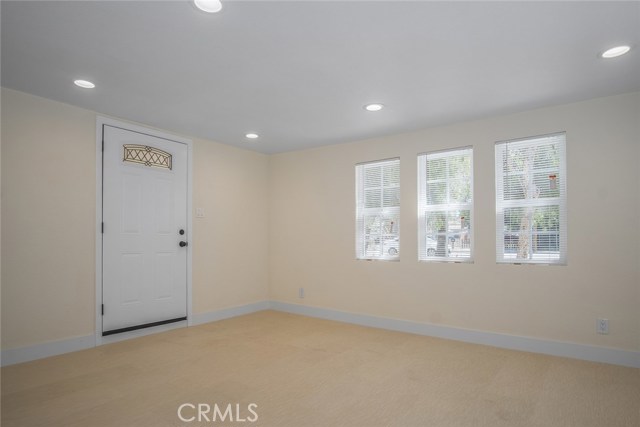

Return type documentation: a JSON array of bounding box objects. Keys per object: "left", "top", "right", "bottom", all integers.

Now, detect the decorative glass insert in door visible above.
[{"left": 123, "top": 144, "right": 172, "bottom": 170}]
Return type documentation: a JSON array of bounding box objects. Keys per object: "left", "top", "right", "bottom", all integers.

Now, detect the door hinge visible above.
[
  {"left": 101, "top": 304, "right": 104, "bottom": 316},
  {"left": 101, "top": 138, "right": 104, "bottom": 152},
  {"left": 101, "top": 222, "right": 104, "bottom": 233}
]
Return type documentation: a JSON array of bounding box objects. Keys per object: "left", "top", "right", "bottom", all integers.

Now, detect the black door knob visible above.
[{"left": 179, "top": 241, "right": 188, "bottom": 247}]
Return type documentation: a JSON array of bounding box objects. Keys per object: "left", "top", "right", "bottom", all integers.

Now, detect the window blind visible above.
[
  {"left": 355, "top": 158, "right": 400, "bottom": 260},
  {"left": 495, "top": 133, "right": 567, "bottom": 264},
  {"left": 418, "top": 147, "right": 473, "bottom": 262}
]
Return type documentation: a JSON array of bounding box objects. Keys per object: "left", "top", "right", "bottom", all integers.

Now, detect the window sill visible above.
[{"left": 356, "top": 257, "right": 400, "bottom": 262}]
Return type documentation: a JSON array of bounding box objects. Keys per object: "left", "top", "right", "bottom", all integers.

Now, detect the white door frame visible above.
[{"left": 95, "top": 116, "right": 193, "bottom": 346}]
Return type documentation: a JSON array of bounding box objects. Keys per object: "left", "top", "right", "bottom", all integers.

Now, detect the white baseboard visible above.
[
  {"left": 4, "top": 301, "right": 638, "bottom": 369},
  {"left": 190, "top": 301, "right": 271, "bottom": 326},
  {"left": 2, "top": 301, "right": 270, "bottom": 366},
  {"left": 270, "top": 301, "right": 640, "bottom": 369},
  {"left": 1, "top": 335, "right": 96, "bottom": 367}
]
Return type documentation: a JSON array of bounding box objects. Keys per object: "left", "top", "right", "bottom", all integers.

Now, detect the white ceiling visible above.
[{"left": 2, "top": 1, "right": 639, "bottom": 154}]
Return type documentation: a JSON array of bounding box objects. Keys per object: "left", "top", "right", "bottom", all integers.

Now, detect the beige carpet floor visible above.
[{"left": 2, "top": 310, "right": 639, "bottom": 427}]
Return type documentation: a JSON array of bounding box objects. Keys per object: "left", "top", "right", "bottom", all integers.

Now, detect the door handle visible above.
[{"left": 179, "top": 241, "right": 188, "bottom": 247}]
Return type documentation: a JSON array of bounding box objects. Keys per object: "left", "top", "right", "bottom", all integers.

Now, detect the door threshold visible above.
[
  {"left": 100, "top": 319, "right": 187, "bottom": 345},
  {"left": 103, "top": 317, "right": 187, "bottom": 336}
]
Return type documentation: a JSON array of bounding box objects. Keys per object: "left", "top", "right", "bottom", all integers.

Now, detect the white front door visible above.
[{"left": 102, "top": 124, "right": 188, "bottom": 335}]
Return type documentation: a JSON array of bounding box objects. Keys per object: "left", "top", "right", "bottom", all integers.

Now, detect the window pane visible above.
[
  {"left": 383, "top": 162, "right": 400, "bottom": 186},
  {"left": 419, "top": 147, "right": 473, "bottom": 262},
  {"left": 363, "top": 214, "right": 399, "bottom": 258},
  {"left": 496, "top": 134, "right": 566, "bottom": 264},
  {"left": 426, "top": 157, "right": 446, "bottom": 180},
  {"left": 364, "top": 188, "right": 382, "bottom": 208},
  {"left": 425, "top": 210, "right": 471, "bottom": 258},
  {"left": 449, "top": 178, "right": 471, "bottom": 204},
  {"left": 447, "top": 154, "right": 470, "bottom": 178},
  {"left": 356, "top": 158, "right": 400, "bottom": 260},
  {"left": 427, "top": 182, "right": 447, "bottom": 205},
  {"left": 502, "top": 206, "right": 560, "bottom": 261},
  {"left": 363, "top": 165, "right": 381, "bottom": 188},
  {"left": 533, "top": 172, "right": 561, "bottom": 199},
  {"left": 383, "top": 186, "right": 400, "bottom": 208},
  {"left": 503, "top": 174, "right": 525, "bottom": 200},
  {"left": 502, "top": 141, "right": 562, "bottom": 201}
]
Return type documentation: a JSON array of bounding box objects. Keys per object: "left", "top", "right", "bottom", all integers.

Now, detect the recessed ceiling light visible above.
[
  {"left": 601, "top": 45, "right": 631, "bottom": 59},
  {"left": 193, "top": 0, "right": 222, "bottom": 13},
  {"left": 245, "top": 133, "right": 259, "bottom": 139},
  {"left": 74, "top": 79, "right": 95, "bottom": 89},
  {"left": 364, "top": 103, "right": 384, "bottom": 112}
]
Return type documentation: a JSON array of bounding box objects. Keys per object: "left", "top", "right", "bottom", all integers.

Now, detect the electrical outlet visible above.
[
  {"left": 298, "top": 287, "right": 305, "bottom": 299},
  {"left": 196, "top": 207, "right": 206, "bottom": 218},
  {"left": 597, "top": 318, "right": 609, "bottom": 335}
]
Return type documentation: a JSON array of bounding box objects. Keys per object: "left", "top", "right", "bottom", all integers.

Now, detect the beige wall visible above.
[
  {"left": 269, "top": 92, "right": 640, "bottom": 352},
  {"left": 2, "top": 88, "right": 638, "bottom": 354},
  {"left": 2, "top": 89, "right": 96, "bottom": 349},
  {"left": 192, "top": 136, "right": 269, "bottom": 314},
  {"left": 0, "top": 88, "right": 269, "bottom": 350}
]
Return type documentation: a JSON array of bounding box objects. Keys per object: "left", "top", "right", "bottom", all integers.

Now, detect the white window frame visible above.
[
  {"left": 418, "top": 147, "right": 474, "bottom": 262},
  {"left": 355, "top": 158, "right": 400, "bottom": 261},
  {"left": 495, "top": 132, "right": 567, "bottom": 265}
]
